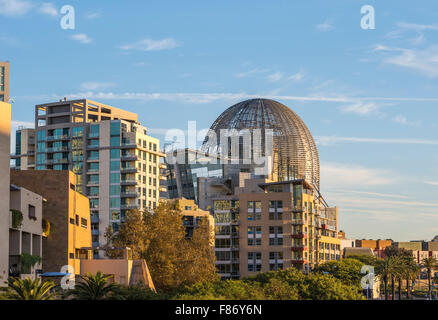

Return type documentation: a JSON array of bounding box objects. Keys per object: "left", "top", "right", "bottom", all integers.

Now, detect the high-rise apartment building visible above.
[
  {"left": 0, "top": 62, "right": 9, "bottom": 103},
  {"left": 13, "top": 98, "right": 164, "bottom": 253},
  {"left": 207, "top": 175, "right": 340, "bottom": 279}
]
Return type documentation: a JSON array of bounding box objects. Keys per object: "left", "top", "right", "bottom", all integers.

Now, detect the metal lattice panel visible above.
[{"left": 201, "top": 98, "right": 320, "bottom": 188}]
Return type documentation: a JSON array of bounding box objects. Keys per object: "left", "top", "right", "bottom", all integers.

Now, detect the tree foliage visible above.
[{"left": 107, "top": 202, "right": 217, "bottom": 291}]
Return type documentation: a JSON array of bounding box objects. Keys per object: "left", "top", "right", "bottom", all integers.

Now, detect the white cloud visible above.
[
  {"left": 339, "top": 101, "right": 381, "bottom": 115},
  {"left": 315, "top": 135, "right": 438, "bottom": 147},
  {"left": 392, "top": 114, "right": 420, "bottom": 126},
  {"left": 38, "top": 2, "right": 58, "bottom": 17},
  {"left": 120, "top": 38, "right": 179, "bottom": 51},
  {"left": 71, "top": 33, "right": 92, "bottom": 44},
  {"left": 320, "top": 162, "right": 397, "bottom": 190},
  {"left": 425, "top": 181, "right": 438, "bottom": 186},
  {"left": 0, "top": 0, "right": 33, "bottom": 16},
  {"left": 286, "top": 71, "right": 305, "bottom": 82},
  {"left": 80, "top": 82, "right": 115, "bottom": 91},
  {"left": 234, "top": 68, "right": 268, "bottom": 78},
  {"left": 266, "top": 72, "right": 283, "bottom": 82},
  {"left": 86, "top": 11, "right": 101, "bottom": 19},
  {"left": 375, "top": 44, "right": 438, "bottom": 78},
  {"left": 316, "top": 20, "right": 334, "bottom": 32}
]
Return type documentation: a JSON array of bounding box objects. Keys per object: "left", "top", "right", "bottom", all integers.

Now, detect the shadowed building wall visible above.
[{"left": 10, "top": 170, "right": 91, "bottom": 275}]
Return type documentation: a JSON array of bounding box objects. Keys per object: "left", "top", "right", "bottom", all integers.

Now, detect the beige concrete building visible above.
[
  {"left": 12, "top": 98, "right": 164, "bottom": 254},
  {"left": 209, "top": 175, "right": 340, "bottom": 279},
  {"left": 0, "top": 101, "right": 11, "bottom": 286},
  {"left": 9, "top": 184, "right": 43, "bottom": 279},
  {"left": 79, "top": 248, "right": 155, "bottom": 291},
  {"left": 10, "top": 170, "right": 92, "bottom": 275},
  {"left": 0, "top": 62, "right": 9, "bottom": 102}
]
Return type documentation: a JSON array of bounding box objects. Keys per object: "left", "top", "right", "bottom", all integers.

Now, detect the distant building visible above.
[
  {"left": 11, "top": 128, "right": 35, "bottom": 170},
  {"left": 355, "top": 239, "right": 393, "bottom": 258},
  {"left": 0, "top": 62, "right": 9, "bottom": 102},
  {"left": 10, "top": 170, "right": 92, "bottom": 275},
  {"left": 9, "top": 184, "right": 44, "bottom": 279},
  {"left": 170, "top": 198, "right": 214, "bottom": 242}
]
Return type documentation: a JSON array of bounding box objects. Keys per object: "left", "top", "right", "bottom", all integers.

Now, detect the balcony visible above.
[
  {"left": 121, "top": 204, "right": 139, "bottom": 210},
  {"left": 121, "top": 154, "right": 138, "bottom": 161},
  {"left": 46, "top": 135, "right": 70, "bottom": 141},
  {"left": 291, "top": 245, "right": 307, "bottom": 251},
  {"left": 291, "top": 232, "right": 307, "bottom": 239},
  {"left": 291, "top": 219, "right": 305, "bottom": 225},
  {"left": 289, "top": 258, "right": 306, "bottom": 264},
  {"left": 120, "top": 191, "right": 139, "bottom": 198},
  {"left": 120, "top": 167, "right": 138, "bottom": 173},
  {"left": 120, "top": 179, "right": 137, "bottom": 185}
]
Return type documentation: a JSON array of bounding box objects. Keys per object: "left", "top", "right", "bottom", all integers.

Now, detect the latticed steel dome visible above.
[{"left": 201, "top": 98, "right": 320, "bottom": 188}]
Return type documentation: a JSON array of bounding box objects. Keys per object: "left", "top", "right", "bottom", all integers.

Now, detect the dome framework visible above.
[{"left": 201, "top": 98, "right": 320, "bottom": 188}]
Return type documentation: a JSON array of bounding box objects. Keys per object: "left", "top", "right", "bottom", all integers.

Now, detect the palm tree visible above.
[
  {"left": 401, "top": 258, "right": 419, "bottom": 300},
  {"left": 66, "top": 271, "right": 122, "bottom": 300},
  {"left": 421, "top": 257, "right": 437, "bottom": 300},
  {"left": 376, "top": 256, "right": 400, "bottom": 300},
  {"left": 7, "top": 277, "right": 55, "bottom": 300}
]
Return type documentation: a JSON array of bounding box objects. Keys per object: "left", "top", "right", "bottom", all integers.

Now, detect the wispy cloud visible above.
[
  {"left": 120, "top": 38, "right": 179, "bottom": 51},
  {"left": 320, "top": 162, "right": 397, "bottom": 189},
  {"left": 38, "top": 2, "right": 58, "bottom": 17},
  {"left": 85, "top": 11, "right": 101, "bottom": 19},
  {"left": 38, "top": 91, "right": 438, "bottom": 106},
  {"left": 316, "top": 20, "right": 334, "bottom": 32},
  {"left": 287, "top": 71, "right": 306, "bottom": 82},
  {"left": 0, "top": 0, "right": 33, "bottom": 16},
  {"left": 339, "top": 101, "right": 382, "bottom": 116},
  {"left": 315, "top": 135, "right": 438, "bottom": 146},
  {"left": 392, "top": 114, "right": 421, "bottom": 126},
  {"left": 80, "top": 82, "right": 115, "bottom": 91},
  {"left": 266, "top": 72, "right": 283, "bottom": 82},
  {"left": 376, "top": 45, "right": 438, "bottom": 78},
  {"left": 234, "top": 68, "right": 268, "bottom": 78},
  {"left": 71, "top": 33, "right": 92, "bottom": 44}
]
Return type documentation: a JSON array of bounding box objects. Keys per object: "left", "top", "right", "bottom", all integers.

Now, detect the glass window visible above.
[
  {"left": 89, "top": 124, "right": 99, "bottom": 137},
  {"left": 72, "top": 126, "right": 83, "bottom": 137},
  {"left": 110, "top": 185, "right": 120, "bottom": 195},
  {"left": 110, "top": 161, "right": 120, "bottom": 171},
  {"left": 110, "top": 136, "right": 120, "bottom": 147},
  {"left": 110, "top": 121, "right": 120, "bottom": 136},
  {"left": 110, "top": 173, "right": 120, "bottom": 184},
  {"left": 89, "top": 151, "right": 99, "bottom": 160},
  {"left": 110, "top": 149, "right": 120, "bottom": 159},
  {"left": 110, "top": 197, "right": 120, "bottom": 208},
  {"left": 37, "top": 130, "right": 46, "bottom": 141}
]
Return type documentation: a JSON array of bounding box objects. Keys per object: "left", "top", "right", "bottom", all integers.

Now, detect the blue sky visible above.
[{"left": 1, "top": 0, "right": 438, "bottom": 241}]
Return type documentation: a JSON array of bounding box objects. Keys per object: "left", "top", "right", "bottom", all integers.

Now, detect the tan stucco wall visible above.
[{"left": 0, "top": 101, "right": 10, "bottom": 286}]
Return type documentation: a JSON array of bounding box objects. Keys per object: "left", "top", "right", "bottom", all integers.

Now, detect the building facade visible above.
[
  {"left": 0, "top": 101, "right": 11, "bottom": 286},
  {"left": 12, "top": 99, "right": 164, "bottom": 250},
  {"left": 10, "top": 170, "right": 92, "bottom": 274},
  {"left": 9, "top": 184, "right": 43, "bottom": 279},
  {"left": 0, "top": 62, "right": 9, "bottom": 102},
  {"left": 165, "top": 148, "right": 222, "bottom": 202},
  {"left": 211, "top": 176, "right": 340, "bottom": 279}
]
